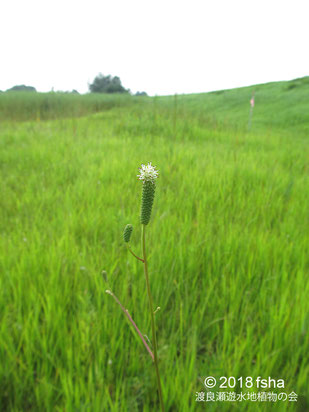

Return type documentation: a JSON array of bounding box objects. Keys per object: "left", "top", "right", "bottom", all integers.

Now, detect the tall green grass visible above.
[
  {"left": 0, "top": 81, "right": 308, "bottom": 411},
  {"left": 0, "top": 91, "right": 144, "bottom": 122}
]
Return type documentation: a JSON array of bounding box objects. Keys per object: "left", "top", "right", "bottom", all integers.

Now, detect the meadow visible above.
[{"left": 0, "top": 78, "right": 308, "bottom": 411}]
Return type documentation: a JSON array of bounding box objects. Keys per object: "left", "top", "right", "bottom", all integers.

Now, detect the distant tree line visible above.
[
  {"left": 3, "top": 74, "right": 148, "bottom": 96},
  {"left": 6, "top": 85, "right": 37, "bottom": 92}
]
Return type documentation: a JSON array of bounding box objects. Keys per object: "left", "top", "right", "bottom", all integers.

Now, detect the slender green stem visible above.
[
  {"left": 141, "top": 224, "right": 165, "bottom": 412},
  {"left": 127, "top": 245, "right": 144, "bottom": 263}
]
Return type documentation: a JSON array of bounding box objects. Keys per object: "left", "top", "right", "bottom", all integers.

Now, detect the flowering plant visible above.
[{"left": 106, "top": 162, "right": 164, "bottom": 411}]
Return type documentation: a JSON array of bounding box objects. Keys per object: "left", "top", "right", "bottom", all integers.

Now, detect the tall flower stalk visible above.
[
  {"left": 106, "top": 162, "right": 164, "bottom": 411},
  {"left": 138, "top": 163, "right": 164, "bottom": 412}
]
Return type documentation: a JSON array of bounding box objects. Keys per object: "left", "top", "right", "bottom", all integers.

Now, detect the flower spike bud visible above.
[
  {"left": 141, "top": 181, "right": 156, "bottom": 225},
  {"left": 138, "top": 162, "right": 159, "bottom": 225},
  {"left": 123, "top": 224, "right": 133, "bottom": 243}
]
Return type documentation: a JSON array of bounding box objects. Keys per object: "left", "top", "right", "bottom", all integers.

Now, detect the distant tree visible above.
[
  {"left": 62, "top": 89, "right": 80, "bottom": 94},
  {"left": 89, "top": 73, "right": 128, "bottom": 94},
  {"left": 135, "top": 91, "right": 148, "bottom": 96},
  {"left": 6, "top": 85, "right": 36, "bottom": 92}
]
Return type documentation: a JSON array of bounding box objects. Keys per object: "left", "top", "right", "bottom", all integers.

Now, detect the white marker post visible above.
[{"left": 248, "top": 92, "right": 255, "bottom": 131}]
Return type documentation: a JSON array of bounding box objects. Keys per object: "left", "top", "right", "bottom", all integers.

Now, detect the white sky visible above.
[{"left": 0, "top": 0, "right": 308, "bottom": 96}]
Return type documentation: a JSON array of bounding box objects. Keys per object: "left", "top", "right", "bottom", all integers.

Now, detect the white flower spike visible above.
[{"left": 137, "top": 162, "right": 159, "bottom": 183}]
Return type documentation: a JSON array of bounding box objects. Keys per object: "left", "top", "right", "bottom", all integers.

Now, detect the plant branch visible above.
[
  {"left": 105, "top": 289, "right": 154, "bottom": 361},
  {"left": 127, "top": 245, "right": 144, "bottom": 263}
]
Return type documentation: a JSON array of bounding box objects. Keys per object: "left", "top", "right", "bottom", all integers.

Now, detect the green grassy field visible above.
[{"left": 0, "top": 78, "right": 308, "bottom": 411}]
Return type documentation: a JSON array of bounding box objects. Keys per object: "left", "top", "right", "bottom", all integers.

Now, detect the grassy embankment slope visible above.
[{"left": 0, "top": 78, "right": 308, "bottom": 411}]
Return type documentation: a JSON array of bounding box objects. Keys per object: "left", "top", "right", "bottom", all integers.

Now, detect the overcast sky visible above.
[{"left": 1, "top": 0, "right": 308, "bottom": 95}]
